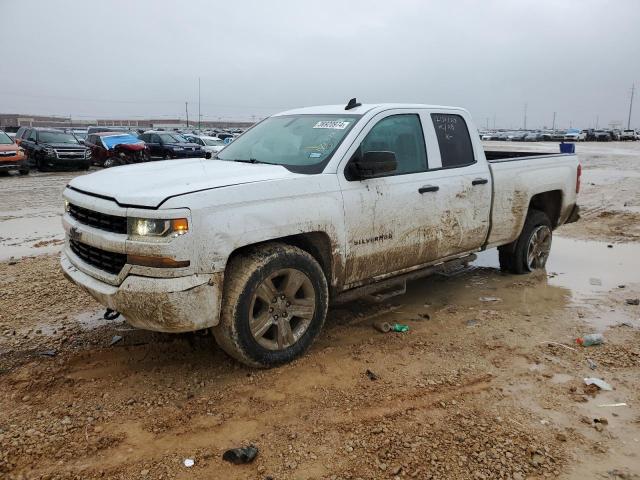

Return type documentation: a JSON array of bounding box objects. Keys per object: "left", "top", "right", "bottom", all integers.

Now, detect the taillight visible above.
[{"left": 576, "top": 163, "right": 582, "bottom": 193}]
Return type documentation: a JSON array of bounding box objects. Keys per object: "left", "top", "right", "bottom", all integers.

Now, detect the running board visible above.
[{"left": 332, "top": 254, "right": 476, "bottom": 305}]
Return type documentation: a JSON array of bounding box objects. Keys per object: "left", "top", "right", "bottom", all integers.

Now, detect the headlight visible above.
[
  {"left": 45, "top": 147, "right": 55, "bottom": 156},
  {"left": 128, "top": 217, "right": 188, "bottom": 238},
  {"left": 85, "top": 150, "right": 91, "bottom": 158},
  {"left": 64, "top": 200, "right": 70, "bottom": 212}
]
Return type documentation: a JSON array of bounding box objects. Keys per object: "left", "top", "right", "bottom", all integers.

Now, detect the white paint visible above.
[{"left": 62, "top": 103, "right": 579, "bottom": 332}]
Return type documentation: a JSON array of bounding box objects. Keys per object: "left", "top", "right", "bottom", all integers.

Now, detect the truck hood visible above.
[{"left": 68, "top": 158, "right": 298, "bottom": 208}]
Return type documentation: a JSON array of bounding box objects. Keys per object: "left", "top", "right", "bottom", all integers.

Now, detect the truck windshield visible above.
[
  {"left": 39, "top": 132, "right": 79, "bottom": 144},
  {"left": 217, "top": 114, "right": 360, "bottom": 173}
]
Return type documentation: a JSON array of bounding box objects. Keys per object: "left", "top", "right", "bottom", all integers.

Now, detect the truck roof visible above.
[{"left": 274, "top": 103, "right": 467, "bottom": 116}]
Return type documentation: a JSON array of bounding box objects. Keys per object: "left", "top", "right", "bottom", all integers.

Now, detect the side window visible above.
[
  {"left": 28, "top": 130, "right": 37, "bottom": 141},
  {"left": 431, "top": 113, "right": 475, "bottom": 168},
  {"left": 360, "top": 114, "right": 427, "bottom": 175},
  {"left": 151, "top": 134, "right": 160, "bottom": 143}
]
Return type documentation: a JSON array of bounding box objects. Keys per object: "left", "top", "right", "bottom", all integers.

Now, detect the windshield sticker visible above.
[
  {"left": 308, "top": 152, "right": 322, "bottom": 158},
  {"left": 313, "top": 121, "right": 350, "bottom": 130}
]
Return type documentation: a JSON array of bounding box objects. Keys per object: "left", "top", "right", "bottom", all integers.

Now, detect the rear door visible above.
[{"left": 425, "top": 111, "right": 492, "bottom": 258}]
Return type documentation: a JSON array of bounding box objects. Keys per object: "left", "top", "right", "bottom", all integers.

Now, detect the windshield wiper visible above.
[{"left": 232, "top": 158, "right": 269, "bottom": 164}]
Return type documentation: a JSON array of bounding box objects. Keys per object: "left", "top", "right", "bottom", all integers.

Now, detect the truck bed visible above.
[{"left": 484, "top": 150, "right": 569, "bottom": 162}]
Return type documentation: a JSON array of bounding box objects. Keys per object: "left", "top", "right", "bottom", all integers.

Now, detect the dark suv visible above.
[
  {"left": 138, "top": 131, "right": 204, "bottom": 159},
  {"left": 19, "top": 128, "right": 91, "bottom": 171}
]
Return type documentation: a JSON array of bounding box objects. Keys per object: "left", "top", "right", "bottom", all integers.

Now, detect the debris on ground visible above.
[
  {"left": 37, "top": 349, "right": 57, "bottom": 357},
  {"left": 183, "top": 458, "right": 195, "bottom": 468},
  {"left": 587, "top": 358, "right": 598, "bottom": 370},
  {"left": 391, "top": 323, "right": 409, "bottom": 332},
  {"left": 479, "top": 296, "right": 501, "bottom": 302},
  {"left": 598, "top": 403, "right": 628, "bottom": 408},
  {"left": 109, "top": 335, "right": 123, "bottom": 346},
  {"left": 104, "top": 308, "right": 121, "bottom": 320},
  {"left": 222, "top": 446, "right": 258, "bottom": 465},
  {"left": 589, "top": 277, "right": 602, "bottom": 286},
  {"left": 373, "top": 320, "right": 391, "bottom": 333},
  {"left": 576, "top": 333, "right": 604, "bottom": 346},
  {"left": 584, "top": 377, "right": 613, "bottom": 391},
  {"left": 466, "top": 319, "right": 480, "bottom": 327},
  {"left": 365, "top": 369, "right": 379, "bottom": 381},
  {"left": 625, "top": 298, "right": 640, "bottom": 306}
]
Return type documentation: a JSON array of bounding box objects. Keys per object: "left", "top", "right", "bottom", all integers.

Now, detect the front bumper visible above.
[
  {"left": 40, "top": 156, "right": 90, "bottom": 169},
  {"left": 61, "top": 251, "right": 222, "bottom": 332},
  {"left": 0, "top": 158, "right": 28, "bottom": 171}
]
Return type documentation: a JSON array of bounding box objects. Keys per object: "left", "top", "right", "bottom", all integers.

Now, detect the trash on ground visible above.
[
  {"left": 391, "top": 323, "right": 409, "bottom": 333},
  {"left": 373, "top": 320, "right": 391, "bottom": 333},
  {"left": 576, "top": 333, "right": 604, "bottom": 346},
  {"left": 366, "top": 369, "right": 379, "bottom": 381},
  {"left": 625, "top": 298, "right": 639, "bottom": 306},
  {"left": 587, "top": 358, "right": 597, "bottom": 370},
  {"left": 589, "top": 277, "right": 602, "bottom": 286},
  {"left": 103, "top": 308, "right": 121, "bottom": 320},
  {"left": 37, "top": 349, "right": 57, "bottom": 357},
  {"left": 598, "top": 403, "right": 628, "bottom": 408},
  {"left": 109, "top": 335, "right": 123, "bottom": 346},
  {"left": 222, "top": 445, "right": 258, "bottom": 464},
  {"left": 540, "top": 341, "right": 578, "bottom": 352},
  {"left": 466, "top": 319, "right": 480, "bottom": 327},
  {"left": 584, "top": 377, "right": 613, "bottom": 391},
  {"left": 479, "top": 296, "right": 501, "bottom": 302},
  {"left": 183, "top": 458, "right": 195, "bottom": 468}
]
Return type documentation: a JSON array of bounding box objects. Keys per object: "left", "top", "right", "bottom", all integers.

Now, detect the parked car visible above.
[
  {"left": 564, "top": 128, "right": 586, "bottom": 142},
  {"left": 593, "top": 130, "right": 612, "bottom": 141},
  {"left": 84, "top": 132, "right": 150, "bottom": 168},
  {"left": 183, "top": 134, "right": 226, "bottom": 154},
  {"left": 138, "top": 131, "right": 205, "bottom": 159},
  {"left": 523, "top": 132, "right": 542, "bottom": 141},
  {"left": 19, "top": 127, "right": 90, "bottom": 171},
  {"left": 61, "top": 101, "right": 580, "bottom": 367},
  {"left": 0, "top": 130, "right": 29, "bottom": 175},
  {"left": 621, "top": 129, "right": 638, "bottom": 141}
]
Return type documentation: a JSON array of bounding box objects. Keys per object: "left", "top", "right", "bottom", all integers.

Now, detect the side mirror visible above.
[{"left": 349, "top": 151, "right": 397, "bottom": 179}]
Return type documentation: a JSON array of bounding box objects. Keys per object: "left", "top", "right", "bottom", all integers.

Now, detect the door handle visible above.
[
  {"left": 418, "top": 185, "right": 439, "bottom": 194},
  {"left": 472, "top": 178, "right": 489, "bottom": 185}
]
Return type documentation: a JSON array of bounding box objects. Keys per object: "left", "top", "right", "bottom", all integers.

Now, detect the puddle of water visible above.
[
  {"left": 475, "top": 236, "right": 640, "bottom": 298},
  {"left": 0, "top": 214, "right": 64, "bottom": 261}
]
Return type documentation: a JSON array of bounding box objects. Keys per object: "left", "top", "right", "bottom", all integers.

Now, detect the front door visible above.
[{"left": 338, "top": 111, "right": 445, "bottom": 286}]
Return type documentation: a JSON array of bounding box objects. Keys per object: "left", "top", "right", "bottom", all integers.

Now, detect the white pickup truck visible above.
[{"left": 61, "top": 101, "right": 580, "bottom": 367}]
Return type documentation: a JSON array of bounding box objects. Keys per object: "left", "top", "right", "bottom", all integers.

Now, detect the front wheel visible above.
[
  {"left": 103, "top": 157, "right": 118, "bottom": 168},
  {"left": 213, "top": 243, "right": 328, "bottom": 368},
  {"left": 498, "top": 210, "right": 552, "bottom": 274}
]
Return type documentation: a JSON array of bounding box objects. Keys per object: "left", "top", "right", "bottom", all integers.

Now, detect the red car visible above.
[{"left": 84, "top": 132, "right": 150, "bottom": 168}]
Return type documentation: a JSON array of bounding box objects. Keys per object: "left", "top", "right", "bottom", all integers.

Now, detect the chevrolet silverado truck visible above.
[{"left": 61, "top": 101, "right": 580, "bottom": 367}]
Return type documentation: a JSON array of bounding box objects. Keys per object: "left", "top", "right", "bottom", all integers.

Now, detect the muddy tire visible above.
[
  {"left": 103, "top": 157, "right": 118, "bottom": 168},
  {"left": 498, "top": 210, "right": 552, "bottom": 274},
  {"left": 213, "top": 243, "right": 328, "bottom": 368}
]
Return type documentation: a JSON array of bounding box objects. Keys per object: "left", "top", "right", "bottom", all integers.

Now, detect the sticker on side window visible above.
[{"left": 313, "top": 121, "right": 350, "bottom": 129}]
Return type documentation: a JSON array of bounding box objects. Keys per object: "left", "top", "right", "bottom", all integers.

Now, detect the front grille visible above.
[
  {"left": 55, "top": 148, "right": 86, "bottom": 159},
  {"left": 0, "top": 151, "right": 17, "bottom": 157},
  {"left": 68, "top": 204, "right": 127, "bottom": 234},
  {"left": 70, "top": 239, "right": 126, "bottom": 275}
]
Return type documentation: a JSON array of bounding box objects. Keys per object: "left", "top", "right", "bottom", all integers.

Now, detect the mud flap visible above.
[{"left": 565, "top": 204, "right": 580, "bottom": 224}]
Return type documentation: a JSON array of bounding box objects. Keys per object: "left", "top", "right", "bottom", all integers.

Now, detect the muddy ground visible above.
[{"left": 1, "top": 142, "right": 639, "bottom": 480}]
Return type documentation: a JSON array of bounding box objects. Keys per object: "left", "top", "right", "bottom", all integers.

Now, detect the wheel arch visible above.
[
  {"left": 225, "top": 231, "right": 340, "bottom": 297},
  {"left": 528, "top": 190, "right": 563, "bottom": 229}
]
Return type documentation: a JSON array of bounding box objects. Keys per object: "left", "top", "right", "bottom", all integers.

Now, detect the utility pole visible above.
[
  {"left": 552, "top": 112, "right": 557, "bottom": 131},
  {"left": 198, "top": 77, "right": 201, "bottom": 131},
  {"left": 523, "top": 103, "right": 528, "bottom": 130},
  {"left": 595, "top": 115, "right": 599, "bottom": 129},
  {"left": 486, "top": 117, "right": 489, "bottom": 129},
  {"left": 493, "top": 113, "right": 496, "bottom": 130},
  {"left": 628, "top": 83, "right": 635, "bottom": 129},
  {"left": 185, "top": 102, "right": 189, "bottom": 127}
]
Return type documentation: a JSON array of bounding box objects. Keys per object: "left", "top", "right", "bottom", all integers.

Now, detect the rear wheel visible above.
[
  {"left": 498, "top": 210, "right": 552, "bottom": 274},
  {"left": 213, "top": 243, "right": 328, "bottom": 368},
  {"left": 18, "top": 168, "right": 29, "bottom": 175}
]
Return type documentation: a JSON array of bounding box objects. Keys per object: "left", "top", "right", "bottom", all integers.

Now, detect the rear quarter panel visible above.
[{"left": 486, "top": 154, "right": 578, "bottom": 248}]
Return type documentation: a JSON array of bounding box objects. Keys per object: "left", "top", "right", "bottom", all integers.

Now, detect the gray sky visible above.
[{"left": 1, "top": 0, "right": 639, "bottom": 128}]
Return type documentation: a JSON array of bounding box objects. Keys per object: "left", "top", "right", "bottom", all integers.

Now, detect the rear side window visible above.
[
  {"left": 28, "top": 130, "right": 37, "bottom": 141},
  {"left": 431, "top": 113, "right": 475, "bottom": 168}
]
